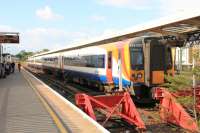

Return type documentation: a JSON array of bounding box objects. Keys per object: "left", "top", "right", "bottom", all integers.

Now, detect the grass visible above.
[
  {"left": 176, "top": 96, "right": 193, "bottom": 108},
  {"left": 162, "top": 72, "right": 192, "bottom": 92}
]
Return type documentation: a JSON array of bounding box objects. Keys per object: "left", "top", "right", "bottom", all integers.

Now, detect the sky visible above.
[{"left": 0, "top": 0, "right": 200, "bottom": 54}]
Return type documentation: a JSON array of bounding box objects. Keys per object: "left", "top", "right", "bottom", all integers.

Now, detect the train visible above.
[
  {"left": 27, "top": 36, "right": 175, "bottom": 101},
  {"left": 0, "top": 53, "right": 18, "bottom": 78}
]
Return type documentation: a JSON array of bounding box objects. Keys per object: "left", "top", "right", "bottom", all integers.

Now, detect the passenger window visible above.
[
  {"left": 98, "top": 55, "right": 105, "bottom": 68},
  {"left": 63, "top": 54, "right": 105, "bottom": 68}
]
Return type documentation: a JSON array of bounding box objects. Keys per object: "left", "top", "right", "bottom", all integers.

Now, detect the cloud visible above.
[
  {"left": 98, "top": 0, "right": 131, "bottom": 7},
  {"left": 20, "top": 27, "right": 93, "bottom": 53},
  {"left": 0, "top": 25, "right": 91, "bottom": 54},
  {"left": 99, "top": 28, "right": 119, "bottom": 37},
  {"left": 91, "top": 15, "right": 106, "bottom": 22},
  {"left": 97, "top": 0, "right": 200, "bottom": 13},
  {"left": 36, "top": 6, "right": 63, "bottom": 20},
  {"left": 159, "top": 0, "right": 200, "bottom": 15},
  {"left": 96, "top": 0, "right": 153, "bottom": 10},
  {"left": 0, "top": 25, "right": 18, "bottom": 32},
  {"left": 22, "top": 28, "right": 70, "bottom": 51}
]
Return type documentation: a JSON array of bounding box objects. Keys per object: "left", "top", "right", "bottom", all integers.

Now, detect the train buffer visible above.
[
  {"left": 0, "top": 69, "right": 109, "bottom": 133},
  {"left": 153, "top": 87, "right": 199, "bottom": 133}
]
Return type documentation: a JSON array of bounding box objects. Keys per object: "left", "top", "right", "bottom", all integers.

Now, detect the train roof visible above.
[{"left": 31, "top": 11, "right": 200, "bottom": 58}]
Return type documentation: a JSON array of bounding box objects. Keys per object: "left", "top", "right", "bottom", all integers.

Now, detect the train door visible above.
[
  {"left": 143, "top": 41, "right": 150, "bottom": 87},
  {"left": 60, "top": 54, "right": 64, "bottom": 71},
  {"left": 106, "top": 51, "right": 113, "bottom": 83},
  {"left": 144, "top": 39, "right": 165, "bottom": 86},
  {"left": 150, "top": 40, "right": 165, "bottom": 85},
  {"left": 118, "top": 50, "right": 123, "bottom": 90}
]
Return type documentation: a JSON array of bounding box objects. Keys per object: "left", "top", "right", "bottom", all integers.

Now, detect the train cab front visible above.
[{"left": 129, "top": 37, "right": 174, "bottom": 104}]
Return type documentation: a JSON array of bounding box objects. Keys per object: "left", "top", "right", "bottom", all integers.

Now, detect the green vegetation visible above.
[
  {"left": 162, "top": 48, "right": 200, "bottom": 123},
  {"left": 35, "top": 49, "right": 49, "bottom": 54},
  {"left": 16, "top": 50, "right": 34, "bottom": 61},
  {"left": 162, "top": 73, "right": 192, "bottom": 92},
  {"left": 177, "top": 96, "right": 193, "bottom": 107},
  {"left": 162, "top": 73, "right": 194, "bottom": 111},
  {"left": 15, "top": 49, "right": 49, "bottom": 61},
  {"left": 192, "top": 49, "right": 200, "bottom": 81},
  {"left": 163, "top": 49, "right": 200, "bottom": 92}
]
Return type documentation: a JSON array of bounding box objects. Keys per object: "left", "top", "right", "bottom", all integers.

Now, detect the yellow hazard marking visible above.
[{"left": 22, "top": 70, "right": 68, "bottom": 133}]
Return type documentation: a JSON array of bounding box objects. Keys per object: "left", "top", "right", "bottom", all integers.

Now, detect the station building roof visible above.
[{"left": 32, "top": 11, "right": 200, "bottom": 57}]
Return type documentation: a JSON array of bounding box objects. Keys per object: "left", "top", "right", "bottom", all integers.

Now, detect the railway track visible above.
[
  {"left": 138, "top": 107, "right": 186, "bottom": 133},
  {"left": 26, "top": 68, "right": 104, "bottom": 102},
  {"left": 25, "top": 67, "right": 191, "bottom": 133},
  {"left": 25, "top": 67, "right": 139, "bottom": 132}
]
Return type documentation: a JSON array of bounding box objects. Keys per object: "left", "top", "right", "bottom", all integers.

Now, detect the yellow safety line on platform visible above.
[{"left": 22, "top": 71, "right": 68, "bottom": 133}]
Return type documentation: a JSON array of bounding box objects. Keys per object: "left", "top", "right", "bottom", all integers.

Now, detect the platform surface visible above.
[
  {"left": 23, "top": 68, "right": 107, "bottom": 133},
  {"left": 0, "top": 69, "right": 108, "bottom": 133},
  {"left": 0, "top": 71, "right": 59, "bottom": 133}
]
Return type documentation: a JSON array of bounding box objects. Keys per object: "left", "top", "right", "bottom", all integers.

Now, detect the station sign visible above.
[{"left": 0, "top": 34, "right": 19, "bottom": 43}]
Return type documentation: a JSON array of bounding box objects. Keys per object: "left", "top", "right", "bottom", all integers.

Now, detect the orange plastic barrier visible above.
[
  {"left": 153, "top": 87, "right": 199, "bottom": 132},
  {"left": 75, "top": 92, "right": 146, "bottom": 131}
]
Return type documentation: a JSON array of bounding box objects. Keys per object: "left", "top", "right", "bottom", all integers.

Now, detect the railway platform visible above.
[{"left": 0, "top": 69, "right": 108, "bottom": 133}]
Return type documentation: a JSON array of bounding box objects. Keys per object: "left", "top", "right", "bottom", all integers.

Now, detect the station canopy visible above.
[
  {"left": 34, "top": 11, "right": 200, "bottom": 56},
  {"left": 0, "top": 32, "right": 19, "bottom": 44}
]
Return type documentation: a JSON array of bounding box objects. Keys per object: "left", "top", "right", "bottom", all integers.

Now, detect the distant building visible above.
[
  {"left": 2, "top": 53, "right": 19, "bottom": 63},
  {"left": 175, "top": 46, "right": 200, "bottom": 70}
]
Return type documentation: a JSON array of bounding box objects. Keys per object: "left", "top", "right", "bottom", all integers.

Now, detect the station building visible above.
[{"left": 175, "top": 46, "right": 200, "bottom": 70}]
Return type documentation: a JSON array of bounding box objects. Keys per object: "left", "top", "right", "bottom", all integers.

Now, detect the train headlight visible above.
[
  {"left": 132, "top": 74, "right": 137, "bottom": 80},
  {"left": 137, "top": 73, "right": 142, "bottom": 79}
]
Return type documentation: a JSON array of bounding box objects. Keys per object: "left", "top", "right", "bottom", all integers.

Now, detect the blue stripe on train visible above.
[
  {"left": 63, "top": 69, "right": 131, "bottom": 87},
  {"left": 63, "top": 69, "right": 107, "bottom": 82},
  {"left": 113, "top": 77, "right": 131, "bottom": 87}
]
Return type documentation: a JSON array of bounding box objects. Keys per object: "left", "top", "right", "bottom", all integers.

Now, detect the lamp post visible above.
[{"left": 0, "top": 43, "right": 2, "bottom": 63}]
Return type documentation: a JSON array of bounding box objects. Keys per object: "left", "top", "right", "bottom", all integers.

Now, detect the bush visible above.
[
  {"left": 162, "top": 73, "right": 192, "bottom": 92},
  {"left": 177, "top": 96, "right": 193, "bottom": 108}
]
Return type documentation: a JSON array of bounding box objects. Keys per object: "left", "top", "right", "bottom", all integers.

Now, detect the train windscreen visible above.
[{"left": 130, "top": 47, "right": 144, "bottom": 70}]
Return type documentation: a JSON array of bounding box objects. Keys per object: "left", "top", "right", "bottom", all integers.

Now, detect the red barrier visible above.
[
  {"left": 172, "top": 86, "right": 200, "bottom": 112},
  {"left": 195, "top": 87, "right": 200, "bottom": 111},
  {"left": 75, "top": 92, "right": 146, "bottom": 130},
  {"left": 153, "top": 87, "right": 199, "bottom": 132}
]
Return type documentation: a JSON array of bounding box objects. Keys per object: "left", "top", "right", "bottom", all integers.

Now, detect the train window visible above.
[
  {"left": 54, "top": 57, "right": 58, "bottom": 64},
  {"left": 98, "top": 55, "right": 105, "bottom": 68},
  {"left": 85, "top": 56, "right": 92, "bottom": 67},
  {"left": 90, "top": 56, "right": 96, "bottom": 67},
  {"left": 108, "top": 52, "right": 112, "bottom": 69},
  {"left": 42, "top": 57, "right": 58, "bottom": 64},
  {"left": 167, "top": 48, "right": 172, "bottom": 69},
  {"left": 63, "top": 54, "right": 105, "bottom": 68},
  {"left": 64, "top": 57, "right": 70, "bottom": 65},
  {"left": 130, "top": 47, "right": 144, "bottom": 70},
  {"left": 151, "top": 44, "right": 165, "bottom": 70}
]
